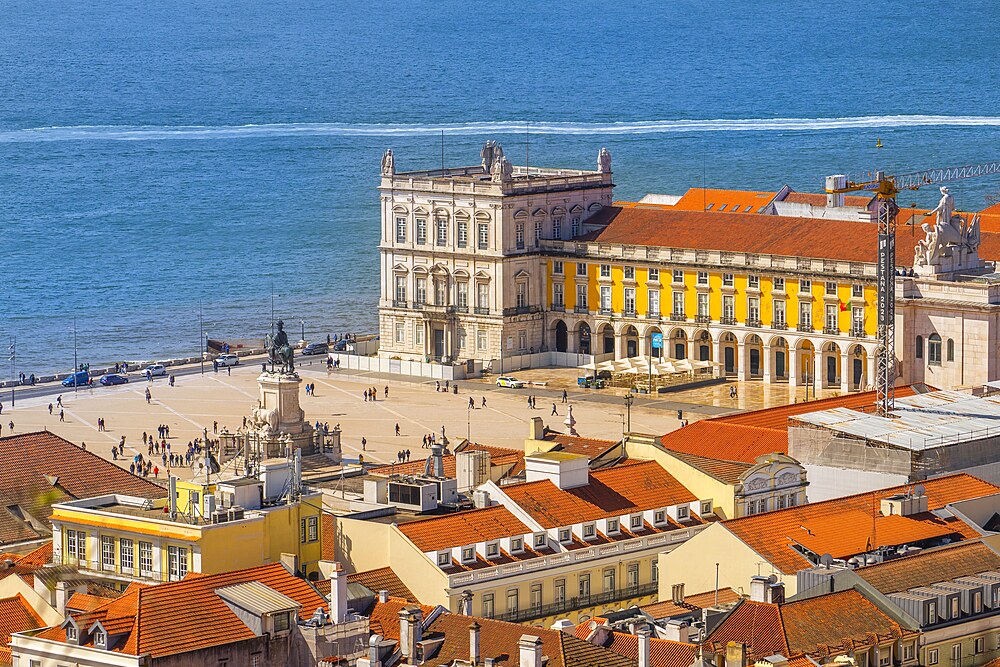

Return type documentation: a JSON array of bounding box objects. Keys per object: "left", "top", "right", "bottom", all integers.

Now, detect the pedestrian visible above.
[
  {"left": 242, "top": 416, "right": 247, "bottom": 429},
  {"left": 562, "top": 389, "right": 568, "bottom": 403},
  {"left": 57, "top": 395, "right": 63, "bottom": 408},
  {"left": 384, "top": 385, "right": 389, "bottom": 399},
  {"left": 422, "top": 434, "right": 428, "bottom": 448},
  {"left": 48, "top": 403, "right": 53, "bottom": 415},
  {"left": 405, "top": 449, "right": 411, "bottom": 462},
  {"left": 0, "top": 402, "right": 3, "bottom": 416},
  {"left": 112, "top": 448, "right": 118, "bottom": 460},
  {"left": 213, "top": 359, "right": 219, "bottom": 372},
  {"left": 469, "top": 397, "right": 475, "bottom": 409},
  {"left": 59, "top": 409, "right": 65, "bottom": 422},
  {"left": 370, "top": 386, "right": 376, "bottom": 401},
  {"left": 129, "top": 463, "right": 135, "bottom": 474},
  {"left": 153, "top": 466, "right": 159, "bottom": 479},
  {"left": 551, "top": 403, "right": 558, "bottom": 416},
  {"left": 395, "top": 423, "right": 400, "bottom": 436},
  {"left": 213, "top": 420, "right": 218, "bottom": 434},
  {"left": 363, "top": 389, "right": 368, "bottom": 402},
  {"left": 527, "top": 396, "right": 532, "bottom": 409},
  {"left": 435, "top": 381, "right": 440, "bottom": 392},
  {"left": 481, "top": 396, "right": 487, "bottom": 408},
  {"left": 227, "top": 365, "right": 231, "bottom": 377},
  {"left": 361, "top": 437, "right": 366, "bottom": 451},
  {"left": 145, "top": 388, "right": 151, "bottom": 404}
]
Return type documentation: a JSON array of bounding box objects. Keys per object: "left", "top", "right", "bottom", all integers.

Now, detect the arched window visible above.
[
  {"left": 915, "top": 335, "right": 923, "bottom": 359},
  {"left": 947, "top": 338, "right": 955, "bottom": 362},
  {"left": 928, "top": 334, "right": 942, "bottom": 366}
]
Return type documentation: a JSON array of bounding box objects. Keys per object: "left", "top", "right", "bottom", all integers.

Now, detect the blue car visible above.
[
  {"left": 99, "top": 373, "right": 129, "bottom": 386},
  {"left": 61, "top": 371, "right": 91, "bottom": 387}
]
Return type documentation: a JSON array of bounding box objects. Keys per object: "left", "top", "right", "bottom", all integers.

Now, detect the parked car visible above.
[
  {"left": 99, "top": 373, "right": 129, "bottom": 386},
  {"left": 216, "top": 354, "right": 240, "bottom": 367},
  {"left": 144, "top": 364, "right": 167, "bottom": 377},
  {"left": 332, "top": 340, "right": 348, "bottom": 352},
  {"left": 302, "top": 342, "right": 328, "bottom": 356},
  {"left": 62, "top": 371, "right": 91, "bottom": 387},
  {"left": 495, "top": 376, "right": 525, "bottom": 388}
]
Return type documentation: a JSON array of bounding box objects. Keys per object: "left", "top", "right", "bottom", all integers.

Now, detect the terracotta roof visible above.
[
  {"left": 0, "top": 432, "right": 166, "bottom": 547},
  {"left": 544, "top": 434, "right": 620, "bottom": 463},
  {"left": 781, "top": 192, "right": 873, "bottom": 207},
  {"left": 0, "top": 593, "right": 45, "bottom": 664},
  {"left": 640, "top": 588, "right": 741, "bottom": 619},
  {"left": 36, "top": 563, "right": 327, "bottom": 659},
  {"left": 66, "top": 592, "right": 118, "bottom": 613},
  {"left": 660, "top": 449, "right": 753, "bottom": 484},
  {"left": 596, "top": 627, "right": 697, "bottom": 667},
  {"left": 500, "top": 460, "right": 698, "bottom": 528},
  {"left": 855, "top": 540, "right": 1000, "bottom": 594},
  {"left": 371, "top": 443, "right": 525, "bottom": 479},
  {"left": 347, "top": 566, "right": 415, "bottom": 602},
  {"left": 707, "top": 591, "right": 910, "bottom": 660},
  {"left": 369, "top": 599, "right": 636, "bottom": 667},
  {"left": 398, "top": 506, "right": 531, "bottom": 552},
  {"left": 721, "top": 474, "right": 996, "bottom": 574},
  {"left": 671, "top": 188, "right": 777, "bottom": 213},
  {"left": 661, "top": 423, "right": 788, "bottom": 464}
]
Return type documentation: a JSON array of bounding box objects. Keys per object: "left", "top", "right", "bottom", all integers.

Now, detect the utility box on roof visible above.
[{"left": 524, "top": 452, "right": 589, "bottom": 490}]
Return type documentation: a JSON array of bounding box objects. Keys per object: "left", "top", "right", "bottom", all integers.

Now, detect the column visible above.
[
  {"left": 737, "top": 343, "right": 749, "bottom": 380},
  {"left": 639, "top": 334, "right": 650, "bottom": 361},
  {"left": 762, "top": 344, "right": 773, "bottom": 383},
  {"left": 813, "top": 350, "right": 823, "bottom": 393},
  {"left": 867, "top": 350, "right": 877, "bottom": 391},
  {"left": 788, "top": 349, "right": 798, "bottom": 388},
  {"left": 687, "top": 338, "right": 697, "bottom": 361},
  {"left": 713, "top": 338, "right": 723, "bottom": 376},
  {"left": 840, "top": 350, "right": 851, "bottom": 392}
]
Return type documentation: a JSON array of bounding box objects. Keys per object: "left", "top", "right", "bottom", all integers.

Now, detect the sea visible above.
[{"left": 3, "top": 0, "right": 1000, "bottom": 376}]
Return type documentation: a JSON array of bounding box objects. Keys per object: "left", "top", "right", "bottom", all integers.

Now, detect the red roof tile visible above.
[
  {"left": 501, "top": 460, "right": 697, "bottom": 528},
  {"left": 661, "top": 423, "right": 789, "bottom": 464},
  {"left": 0, "top": 594, "right": 44, "bottom": 657},
  {"left": 855, "top": 540, "right": 1000, "bottom": 594},
  {"left": 722, "top": 474, "right": 996, "bottom": 574},
  {"left": 347, "top": 567, "right": 415, "bottom": 602},
  {"left": 398, "top": 506, "right": 531, "bottom": 552},
  {"left": 671, "top": 188, "right": 778, "bottom": 213},
  {"left": 640, "top": 588, "right": 742, "bottom": 619}
]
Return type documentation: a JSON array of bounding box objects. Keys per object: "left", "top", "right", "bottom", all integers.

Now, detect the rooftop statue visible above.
[
  {"left": 265, "top": 319, "right": 295, "bottom": 374},
  {"left": 381, "top": 148, "right": 395, "bottom": 176},
  {"left": 491, "top": 155, "right": 513, "bottom": 183},
  {"left": 914, "top": 187, "right": 982, "bottom": 269},
  {"left": 481, "top": 140, "right": 504, "bottom": 175},
  {"left": 598, "top": 147, "right": 612, "bottom": 173}
]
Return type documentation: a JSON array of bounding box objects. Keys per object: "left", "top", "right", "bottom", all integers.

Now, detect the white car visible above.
[
  {"left": 145, "top": 364, "right": 167, "bottom": 377},
  {"left": 495, "top": 376, "right": 525, "bottom": 388},
  {"left": 216, "top": 354, "right": 240, "bottom": 367}
]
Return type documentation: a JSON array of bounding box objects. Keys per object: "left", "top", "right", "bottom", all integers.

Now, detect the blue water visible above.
[{"left": 3, "top": 0, "right": 1000, "bottom": 374}]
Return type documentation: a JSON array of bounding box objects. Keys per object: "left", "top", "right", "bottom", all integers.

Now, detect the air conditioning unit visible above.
[
  {"left": 211, "top": 510, "right": 229, "bottom": 524},
  {"left": 227, "top": 506, "right": 245, "bottom": 521}
]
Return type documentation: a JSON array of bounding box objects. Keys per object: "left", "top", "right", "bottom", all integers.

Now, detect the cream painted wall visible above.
[
  {"left": 0, "top": 575, "right": 61, "bottom": 626},
  {"left": 333, "top": 518, "right": 393, "bottom": 573},
  {"left": 626, "top": 441, "right": 736, "bottom": 519}
]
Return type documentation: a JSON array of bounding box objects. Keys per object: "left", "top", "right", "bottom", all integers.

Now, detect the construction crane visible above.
[{"left": 826, "top": 162, "right": 1000, "bottom": 417}]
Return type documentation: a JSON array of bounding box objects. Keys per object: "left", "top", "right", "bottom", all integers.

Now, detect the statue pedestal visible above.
[{"left": 252, "top": 371, "right": 315, "bottom": 458}]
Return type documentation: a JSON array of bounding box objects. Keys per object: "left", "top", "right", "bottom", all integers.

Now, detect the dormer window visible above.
[
  {"left": 273, "top": 611, "right": 290, "bottom": 633},
  {"left": 534, "top": 533, "right": 546, "bottom": 548},
  {"left": 676, "top": 505, "right": 690, "bottom": 521},
  {"left": 511, "top": 537, "right": 523, "bottom": 553},
  {"left": 66, "top": 625, "right": 78, "bottom": 642},
  {"left": 558, "top": 528, "right": 571, "bottom": 543},
  {"left": 654, "top": 510, "right": 666, "bottom": 525},
  {"left": 486, "top": 542, "right": 499, "bottom": 558},
  {"left": 461, "top": 547, "right": 475, "bottom": 563},
  {"left": 700, "top": 500, "right": 713, "bottom": 515},
  {"left": 437, "top": 551, "right": 451, "bottom": 567},
  {"left": 94, "top": 628, "right": 107, "bottom": 648},
  {"left": 607, "top": 519, "right": 619, "bottom": 534},
  {"left": 582, "top": 523, "right": 596, "bottom": 539}
]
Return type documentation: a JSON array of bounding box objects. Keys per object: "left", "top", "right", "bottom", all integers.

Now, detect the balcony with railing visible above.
[
  {"left": 824, "top": 325, "right": 840, "bottom": 335},
  {"left": 746, "top": 318, "right": 761, "bottom": 328},
  {"left": 851, "top": 325, "right": 867, "bottom": 338},
  {"left": 599, "top": 307, "right": 613, "bottom": 316},
  {"left": 551, "top": 303, "right": 565, "bottom": 312},
  {"left": 646, "top": 311, "right": 660, "bottom": 320},
  {"left": 574, "top": 305, "right": 589, "bottom": 314},
  {"left": 772, "top": 321, "right": 788, "bottom": 330},
  {"left": 695, "top": 314, "right": 711, "bottom": 324},
  {"left": 493, "top": 582, "right": 658, "bottom": 624},
  {"left": 391, "top": 300, "right": 409, "bottom": 309},
  {"left": 796, "top": 323, "right": 813, "bottom": 333},
  {"left": 720, "top": 315, "right": 736, "bottom": 325},
  {"left": 670, "top": 312, "right": 686, "bottom": 322},
  {"left": 503, "top": 305, "right": 541, "bottom": 317},
  {"left": 623, "top": 309, "right": 637, "bottom": 318},
  {"left": 474, "top": 307, "right": 491, "bottom": 315}
]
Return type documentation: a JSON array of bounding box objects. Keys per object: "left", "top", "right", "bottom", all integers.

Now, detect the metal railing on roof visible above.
[{"left": 492, "top": 582, "right": 658, "bottom": 624}]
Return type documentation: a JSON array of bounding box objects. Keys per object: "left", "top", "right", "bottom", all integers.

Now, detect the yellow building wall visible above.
[
  {"left": 657, "top": 523, "right": 794, "bottom": 599},
  {"left": 333, "top": 517, "right": 393, "bottom": 572},
  {"left": 625, "top": 441, "right": 736, "bottom": 519}
]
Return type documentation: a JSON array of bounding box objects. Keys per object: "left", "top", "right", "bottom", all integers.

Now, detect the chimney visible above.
[
  {"left": 430, "top": 444, "right": 445, "bottom": 478},
  {"left": 330, "top": 562, "right": 347, "bottom": 623},
  {"left": 749, "top": 575, "right": 769, "bottom": 602},
  {"left": 637, "top": 628, "right": 651, "bottom": 667},
  {"left": 529, "top": 417, "right": 545, "bottom": 441},
  {"left": 550, "top": 619, "right": 575, "bottom": 633},
  {"left": 460, "top": 590, "right": 474, "bottom": 616},
  {"left": 368, "top": 633, "right": 384, "bottom": 667},
  {"left": 55, "top": 581, "right": 71, "bottom": 616},
  {"left": 518, "top": 635, "right": 543, "bottom": 667},
  {"left": 726, "top": 642, "right": 747, "bottom": 667},
  {"left": 768, "top": 581, "right": 785, "bottom": 605},
  {"left": 671, "top": 582, "right": 685, "bottom": 604},
  {"left": 664, "top": 619, "right": 689, "bottom": 642},
  {"left": 399, "top": 605, "right": 423, "bottom": 664},
  {"left": 470, "top": 621, "right": 481, "bottom": 666},
  {"left": 379, "top": 590, "right": 390, "bottom": 603},
  {"left": 825, "top": 174, "right": 847, "bottom": 208},
  {"left": 168, "top": 475, "right": 178, "bottom": 515}
]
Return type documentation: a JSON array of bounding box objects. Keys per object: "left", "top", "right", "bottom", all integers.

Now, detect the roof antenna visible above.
[
  {"left": 440, "top": 129, "right": 445, "bottom": 177},
  {"left": 525, "top": 122, "right": 530, "bottom": 176}
]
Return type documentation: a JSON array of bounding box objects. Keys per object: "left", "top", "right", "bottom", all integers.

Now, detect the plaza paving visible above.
[{"left": 1, "top": 356, "right": 847, "bottom": 483}]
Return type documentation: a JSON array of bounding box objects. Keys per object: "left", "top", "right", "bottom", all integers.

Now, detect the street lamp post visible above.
[
  {"left": 8, "top": 337, "right": 14, "bottom": 407},
  {"left": 624, "top": 391, "right": 634, "bottom": 434},
  {"left": 199, "top": 304, "right": 205, "bottom": 375},
  {"left": 73, "top": 317, "right": 78, "bottom": 394},
  {"left": 300, "top": 320, "right": 305, "bottom": 343},
  {"left": 467, "top": 404, "right": 471, "bottom": 442}
]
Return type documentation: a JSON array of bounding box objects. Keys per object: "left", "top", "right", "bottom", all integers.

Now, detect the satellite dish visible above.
[
  {"left": 913, "top": 484, "right": 926, "bottom": 497},
  {"left": 767, "top": 574, "right": 778, "bottom": 584},
  {"left": 819, "top": 554, "right": 834, "bottom": 567}
]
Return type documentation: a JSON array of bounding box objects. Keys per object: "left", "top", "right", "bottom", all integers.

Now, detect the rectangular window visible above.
[
  {"left": 570, "top": 217, "right": 580, "bottom": 237},
  {"left": 951, "top": 644, "right": 961, "bottom": 663},
  {"left": 627, "top": 562, "right": 639, "bottom": 588},
  {"left": 576, "top": 262, "right": 588, "bottom": 276},
  {"left": 723, "top": 295, "right": 734, "bottom": 320},
  {"left": 553, "top": 283, "right": 564, "bottom": 307},
  {"left": 582, "top": 523, "right": 596, "bottom": 539},
  {"left": 975, "top": 637, "right": 984, "bottom": 654},
  {"left": 457, "top": 282, "right": 469, "bottom": 309},
  {"left": 576, "top": 284, "right": 588, "bottom": 309},
  {"left": 534, "top": 220, "right": 542, "bottom": 244},
  {"left": 462, "top": 547, "right": 474, "bottom": 562},
  {"left": 624, "top": 288, "right": 636, "bottom": 315},
  {"left": 654, "top": 510, "right": 665, "bottom": 524},
  {"left": 553, "top": 217, "right": 562, "bottom": 239},
  {"left": 478, "top": 223, "right": 489, "bottom": 250},
  {"left": 652, "top": 560, "right": 658, "bottom": 583},
  {"left": 101, "top": 535, "right": 115, "bottom": 571},
  {"left": 673, "top": 269, "right": 684, "bottom": 283},
  {"left": 395, "top": 321, "right": 405, "bottom": 344},
  {"left": 530, "top": 583, "right": 542, "bottom": 609},
  {"left": 415, "top": 326, "right": 424, "bottom": 346},
  {"left": 506, "top": 589, "right": 518, "bottom": 614},
  {"left": 486, "top": 542, "right": 499, "bottom": 557},
  {"left": 799, "top": 302, "right": 812, "bottom": 328},
  {"left": 458, "top": 327, "right": 467, "bottom": 350},
  {"left": 748, "top": 274, "right": 760, "bottom": 289},
  {"left": 437, "top": 551, "right": 450, "bottom": 566},
  {"left": 648, "top": 290, "right": 660, "bottom": 317},
  {"left": 697, "top": 293, "right": 709, "bottom": 318},
  {"left": 435, "top": 278, "right": 446, "bottom": 306},
  {"left": 534, "top": 533, "right": 546, "bottom": 548},
  {"left": 395, "top": 275, "right": 407, "bottom": 303},
  {"left": 516, "top": 282, "right": 527, "bottom": 308},
  {"left": 120, "top": 538, "right": 134, "bottom": 572},
  {"left": 852, "top": 307, "right": 864, "bottom": 332},
  {"left": 607, "top": 518, "right": 619, "bottom": 533},
  {"left": 307, "top": 516, "right": 319, "bottom": 542},
  {"left": 853, "top": 283, "right": 863, "bottom": 298},
  {"left": 554, "top": 579, "right": 566, "bottom": 604},
  {"left": 600, "top": 286, "right": 612, "bottom": 312},
  {"left": 477, "top": 283, "right": 489, "bottom": 309},
  {"left": 66, "top": 529, "right": 80, "bottom": 559},
  {"left": 395, "top": 217, "right": 407, "bottom": 243},
  {"left": 168, "top": 545, "right": 188, "bottom": 581},
  {"left": 477, "top": 330, "right": 488, "bottom": 351},
  {"left": 648, "top": 268, "right": 659, "bottom": 282},
  {"left": 624, "top": 266, "right": 635, "bottom": 280},
  {"left": 273, "top": 611, "right": 290, "bottom": 633},
  {"left": 826, "top": 281, "right": 837, "bottom": 295},
  {"left": 518, "top": 331, "right": 527, "bottom": 351},
  {"left": 600, "top": 264, "right": 611, "bottom": 278},
  {"left": 630, "top": 514, "right": 642, "bottom": 529},
  {"left": 673, "top": 291, "right": 685, "bottom": 317},
  {"left": 723, "top": 273, "right": 734, "bottom": 286},
  {"left": 903, "top": 644, "right": 915, "bottom": 661},
  {"left": 928, "top": 649, "right": 938, "bottom": 665},
  {"left": 773, "top": 277, "right": 785, "bottom": 291},
  {"left": 579, "top": 574, "right": 591, "bottom": 598},
  {"left": 510, "top": 537, "right": 522, "bottom": 552},
  {"left": 826, "top": 304, "right": 838, "bottom": 330},
  {"left": 748, "top": 297, "right": 760, "bottom": 323},
  {"left": 799, "top": 279, "right": 811, "bottom": 292},
  {"left": 603, "top": 568, "right": 616, "bottom": 593},
  {"left": 553, "top": 261, "right": 563, "bottom": 275},
  {"left": 559, "top": 528, "right": 571, "bottom": 543},
  {"left": 457, "top": 221, "right": 468, "bottom": 248},
  {"left": 416, "top": 218, "right": 427, "bottom": 245},
  {"left": 515, "top": 223, "right": 525, "bottom": 250},
  {"left": 482, "top": 593, "right": 494, "bottom": 618},
  {"left": 773, "top": 300, "right": 786, "bottom": 325},
  {"left": 697, "top": 271, "right": 709, "bottom": 285},
  {"left": 415, "top": 278, "right": 427, "bottom": 304},
  {"left": 139, "top": 541, "right": 153, "bottom": 577}
]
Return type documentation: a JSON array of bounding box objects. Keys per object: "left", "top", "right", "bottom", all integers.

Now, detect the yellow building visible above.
[
  {"left": 542, "top": 206, "right": 883, "bottom": 392},
  {"left": 49, "top": 471, "right": 324, "bottom": 585}
]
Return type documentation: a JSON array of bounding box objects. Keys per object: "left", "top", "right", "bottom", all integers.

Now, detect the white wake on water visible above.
[{"left": 4, "top": 115, "right": 1000, "bottom": 142}]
